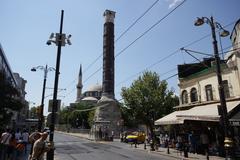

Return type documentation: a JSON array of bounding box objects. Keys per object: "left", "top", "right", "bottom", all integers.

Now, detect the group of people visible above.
[{"left": 0, "top": 128, "right": 54, "bottom": 160}]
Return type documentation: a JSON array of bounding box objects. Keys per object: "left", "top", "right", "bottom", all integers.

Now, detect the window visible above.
[
  {"left": 190, "top": 88, "right": 198, "bottom": 102},
  {"left": 182, "top": 90, "right": 188, "bottom": 104},
  {"left": 205, "top": 85, "right": 213, "bottom": 101},
  {"left": 223, "top": 80, "right": 230, "bottom": 98}
]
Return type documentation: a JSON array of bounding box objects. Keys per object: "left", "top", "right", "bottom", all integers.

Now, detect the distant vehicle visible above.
[
  {"left": 126, "top": 131, "right": 146, "bottom": 144},
  {"left": 43, "top": 127, "right": 50, "bottom": 133}
]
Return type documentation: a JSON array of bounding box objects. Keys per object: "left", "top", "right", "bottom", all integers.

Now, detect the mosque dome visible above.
[
  {"left": 86, "top": 84, "right": 102, "bottom": 92},
  {"left": 82, "top": 96, "right": 98, "bottom": 101}
]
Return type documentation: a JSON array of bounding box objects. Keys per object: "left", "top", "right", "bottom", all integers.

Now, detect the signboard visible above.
[
  {"left": 48, "top": 99, "right": 61, "bottom": 112},
  {"left": 46, "top": 113, "right": 59, "bottom": 125},
  {"left": 230, "top": 121, "right": 240, "bottom": 126}
]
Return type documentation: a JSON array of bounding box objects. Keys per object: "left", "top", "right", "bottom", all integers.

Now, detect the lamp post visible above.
[
  {"left": 31, "top": 65, "right": 55, "bottom": 132},
  {"left": 194, "top": 16, "right": 232, "bottom": 159},
  {"left": 46, "top": 10, "right": 71, "bottom": 160}
]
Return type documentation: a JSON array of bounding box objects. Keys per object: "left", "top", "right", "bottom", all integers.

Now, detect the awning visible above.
[
  {"left": 155, "top": 100, "right": 240, "bottom": 125},
  {"left": 154, "top": 111, "right": 186, "bottom": 125}
]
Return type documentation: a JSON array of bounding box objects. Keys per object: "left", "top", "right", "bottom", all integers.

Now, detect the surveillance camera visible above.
[
  {"left": 67, "top": 34, "right": 72, "bottom": 38},
  {"left": 67, "top": 39, "right": 72, "bottom": 45},
  {"left": 49, "top": 33, "right": 54, "bottom": 39},
  {"left": 46, "top": 40, "right": 52, "bottom": 45}
]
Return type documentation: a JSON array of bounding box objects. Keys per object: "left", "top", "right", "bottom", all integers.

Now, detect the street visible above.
[{"left": 54, "top": 132, "right": 175, "bottom": 160}]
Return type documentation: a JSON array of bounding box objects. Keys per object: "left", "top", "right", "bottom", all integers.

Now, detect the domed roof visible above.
[
  {"left": 87, "top": 84, "right": 102, "bottom": 92},
  {"left": 82, "top": 96, "right": 98, "bottom": 101}
]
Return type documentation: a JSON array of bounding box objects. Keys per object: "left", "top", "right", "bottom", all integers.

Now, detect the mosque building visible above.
[{"left": 74, "top": 65, "right": 102, "bottom": 105}]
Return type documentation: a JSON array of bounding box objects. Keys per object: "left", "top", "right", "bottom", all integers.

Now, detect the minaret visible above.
[
  {"left": 76, "top": 64, "right": 83, "bottom": 102},
  {"left": 102, "top": 10, "right": 115, "bottom": 99}
]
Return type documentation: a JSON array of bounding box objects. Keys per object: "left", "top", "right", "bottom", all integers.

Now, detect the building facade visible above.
[
  {"left": 155, "top": 19, "right": 240, "bottom": 156},
  {"left": 0, "top": 43, "right": 27, "bottom": 129},
  {"left": 75, "top": 65, "right": 102, "bottom": 104}
]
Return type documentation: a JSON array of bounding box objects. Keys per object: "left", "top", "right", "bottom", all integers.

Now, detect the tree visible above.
[
  {"left": 58, "top": 102, "right": 96, "bottom": 129},
  {"left": 29, "top": 106, "right": 38, "bottom": 119},
  {"left": 0, "top": 71, "right": 24, "bottom": 128},
  {"left": 121, "top": 71, "right": 179, "bottom": 148}
]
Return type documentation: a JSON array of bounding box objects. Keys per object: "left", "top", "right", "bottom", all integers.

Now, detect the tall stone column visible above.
[
  {"left": 90, "top": 10, "right": 121, "bottom": 141},
  {"left": 102, "top": 10, "right": 115, "bottom": 99}
]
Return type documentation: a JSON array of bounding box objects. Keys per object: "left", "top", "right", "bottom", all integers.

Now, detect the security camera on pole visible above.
[{"left": 46, "top": 10, "right": 71, "bottom": 160}]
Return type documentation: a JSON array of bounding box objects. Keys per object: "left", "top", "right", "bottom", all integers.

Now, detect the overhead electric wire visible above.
[
  {"left": 115, "top": 0, "right": 160, "bottom": 42},
  {"left": 83, "top": 54, "right": 102, "bottom": 73},
  {"left": 79, "top": 0, "right": 161, "bottom": 75},
  {"left": 83, "top": 67, "right": 102, "bottom": 84},
  {"left": 162, "top": 43, "right": 240, "bottom": 82},
  {"left": 62, "top": 8, "right": 237, "bottom": 101},
  {"left": 115, "top": 0, "right": 187, "bottom": 58},
  {"left": 77, "top": 0, "right": 186, "bottom": 89}
]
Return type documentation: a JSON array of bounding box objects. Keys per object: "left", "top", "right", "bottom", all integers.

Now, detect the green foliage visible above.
[
  {"left": 29, "top": 106, "right": 38, "bottom": 119},
  {"left": 121, "top": 71, "right": 179, "bottom": 138},
  {"left": 58, "top": 102, "right": 96, "bottom": 129},
  {"left": 0, "top": 71, "right": 25, "bottom": 127}
]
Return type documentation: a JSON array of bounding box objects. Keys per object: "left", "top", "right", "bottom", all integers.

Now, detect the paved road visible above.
[{"left": 54, "top": 132, "right": 175, "bottom": 160}]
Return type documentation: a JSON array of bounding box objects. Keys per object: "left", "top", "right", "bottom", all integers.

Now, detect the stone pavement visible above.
[{"left": 56, "top": 131, "right": 225, "bottom": 160}]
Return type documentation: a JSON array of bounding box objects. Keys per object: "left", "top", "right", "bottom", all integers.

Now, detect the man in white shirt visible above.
[
  {"left": 15, "top": 128, "right": 22, "bottom": 141},
  {"left": 22, "top": 129, "right": 29, "bottom": 153},
  {"left": 0, "top": 128, "right": 12, "bottom": 160}
]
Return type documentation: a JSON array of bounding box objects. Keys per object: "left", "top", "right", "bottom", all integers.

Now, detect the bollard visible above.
[{"left": 183, "top": 144, "right": 188, "bottom": 158}]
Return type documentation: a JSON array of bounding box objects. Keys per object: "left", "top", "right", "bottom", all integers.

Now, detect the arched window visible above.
[
  {"left": 205, "top": 84, "right": 213, "bottom": 101},
  {"left": 223, "top": 80, "right": 230, "bottom": 98},
  {"left": 190, "top": 88, "right": 198, "bottom": 102},
  {"left": 182, "top": 90, "right": 188, "bottom": 104}
]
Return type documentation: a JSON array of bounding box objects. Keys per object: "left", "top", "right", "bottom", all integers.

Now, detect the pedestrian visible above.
[
  {"left": 28, "top": 131, "right": 41, "bottom": 160},
  {"left": 16, "top": 138, "right": 25, "bottom": 160},
  {"left": 200, "top": 131, "right": 209, "bottom": 160},
  {"left": 30, "top": 132, "right": 54, "bottom": 160},
  {"left": 15, "top": 128, "right": 22, "bottom": 141},
  {"left": 0, "top": 128, "right": 12, "bottom": 160},
  {"left": 176, "top": 134, "right": 183, "bottom": 156},
  {"left": 188, "top": 131, "right": 197, "bottom": 154},
  {"left": 8, "top": 132, "right": 17, "bottom": 160},
  {"left": 111, "top": 130, "right": 114, "bottom": 141},
  {"left": 22, "top": 129, "right": 29, "bottom": 153}
]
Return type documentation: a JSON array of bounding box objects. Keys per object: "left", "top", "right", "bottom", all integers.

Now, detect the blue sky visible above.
[{"left": 0, "top": 0, "right": 239, "bottom": 115}]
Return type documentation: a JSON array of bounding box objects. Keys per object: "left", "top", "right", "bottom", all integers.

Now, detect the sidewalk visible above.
[
  {"left": 133, "top": 143, "right": 225, "bottom": 160},
  {"left": 56, "top": 131, "right": 225, "bottom": 160}
]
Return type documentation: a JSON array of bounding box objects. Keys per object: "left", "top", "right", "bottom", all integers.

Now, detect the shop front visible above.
[{"left": 155, "top": 100, "right": 240, "bottom": 157}]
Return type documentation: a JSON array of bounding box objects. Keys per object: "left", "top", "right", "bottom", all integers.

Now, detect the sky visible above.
[{"left": 0, "top": 0, "right": 240, "bottom": 116}]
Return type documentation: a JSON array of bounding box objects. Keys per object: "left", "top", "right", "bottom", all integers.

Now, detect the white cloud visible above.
[{"left": 167, "top": 0, "right": 183, "bottom": 9}]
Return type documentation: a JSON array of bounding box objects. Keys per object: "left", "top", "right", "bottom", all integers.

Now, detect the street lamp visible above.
[
  {"left": 46, "top": 10, "right": 71, "bottom": 160},
  {"left": 194, "top": 16, "right": 232, "bottom": 158},
  {"left": 31, "top": 65, "right": 55, "bottom": 132}
]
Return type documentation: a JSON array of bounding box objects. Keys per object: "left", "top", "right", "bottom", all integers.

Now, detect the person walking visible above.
[
  {"left": 8, "top": 133, "right": 17, "bottom": 160},
  {"left": 15, "top": 129, "right": 22, "bottom": 141},
  {"left": 30, "top": 132, "right": 54, "bottom": 160},
  {"left": 28, "top": 131, "right": 41, "bottom": 160},
  {"left": 188, "top": 131, "right": 197, "bottom": 154},
  {"left": 0, "top": 128, "right": 12, "bottom": 160},
  {"left": 22, "top": 129, "right": 29, "bottom": 153},
  {"left": 200, "top": 131, "right": 209, "bottom": 160}
]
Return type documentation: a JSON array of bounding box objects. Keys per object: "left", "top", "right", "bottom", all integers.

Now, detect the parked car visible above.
[{"left": 126, "top": 131, "right": 146, "bottom": 144}]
